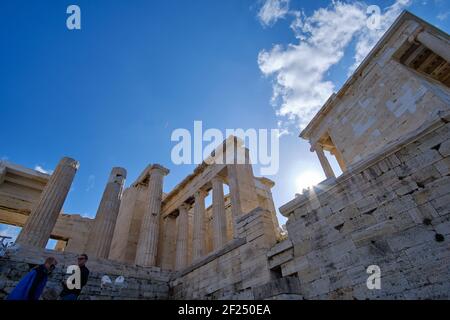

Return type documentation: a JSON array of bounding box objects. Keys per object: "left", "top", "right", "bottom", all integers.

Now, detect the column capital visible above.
[
  {"left": 166, "top": 211, "right": 179, "bottom": 219},
  {"left": 194, "top": 189, "right": 208, "bottom": 199},
  {"left": 109, "top": 167, "right": 127, "bottom": 183},
  {"left": 211, "top": 175, "right": 225, "bottom": 185},
  {"left": 407, "top": 27, "right": 424, "bottom": 45},
  {"left": 149, "top": 164, "right": 170, "bottom": 176},
  {"left": 178, "top": 203, "right": 190, "bottom": 212},
  {"left": 258, "top": 177, "right": 275, "bottom": 189},
  {"left": 111, "top": 167, "right": 127, "bottom": 177},
  {"left": 60, "top": 157, "right": 80, "bottom": 170},
  {"left": 311, "top": 143, "right": 323, "bottom": 152}
]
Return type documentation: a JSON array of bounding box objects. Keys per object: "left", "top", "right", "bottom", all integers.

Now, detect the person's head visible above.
[
  {"left": 44, "top": 257, "right": 57, "bottom": 273},
  {"left": 77, "top": 253, "right": 88, "bottom": 267}
]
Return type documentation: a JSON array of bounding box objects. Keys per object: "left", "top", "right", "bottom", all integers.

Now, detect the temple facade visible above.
[
  {"left": 0, "top": 139, "right": 281, "bottom": 273},
  {"left": 0, "top": 11, "right": 449, "bottom": 300}
]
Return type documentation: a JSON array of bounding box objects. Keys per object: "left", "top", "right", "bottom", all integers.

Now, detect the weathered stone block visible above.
[
  {"left": 438, "top": 139, "right": 450, "bottom": 157},
  {"left": 252, "top": 277, "right": 302, "bottom": 300},
  {"left": 434, "top": 157, "right": 450, "bottom": 176}
]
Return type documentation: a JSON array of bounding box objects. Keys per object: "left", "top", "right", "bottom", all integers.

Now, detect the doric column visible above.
[
  {"left": 227, "top": 147, "right": 259, "bottom": 237},
  {"left": 135, "top": 164, "right": 169, "bottom": 267},
  {"left": 313, "top": 144, "right": 335, "bottom": 179},
  {"left": 192, "top": 189, "right": 207, "bottom": 261},
  {"left": 160, "top": 214, "right": 177, "bottom": 270},
  {"left": 175, "top": 204, "right": 189, "bottom": 270},
  {"left": 331, "top": 148, "right": 347, "bottom": 172},
  {"left": 16, "top": 157, "right": 79, "bottom": 248},
  {"left": 205, "top": 213, "right": 213, "bottom": 254},
  {"left": 108, "top": 186, "right": 138, "bottom": 262},
  {"left": 211, "top": 176, "right": 227, "bottom": 250},
  {"left": 412, "top": 30, "right": 450, "bottom": 63},
  {"left": 54, "top": 240, "right": 66, "bottom": 252},
  {"left": 86, "top": 167, "right": 126, "bottom": 259}
]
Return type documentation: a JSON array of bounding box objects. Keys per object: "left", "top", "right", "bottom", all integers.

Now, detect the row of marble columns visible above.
[
  {"left": 15, "top": 157, "right": 171, "bottom": 270},
  {"left": 15, "top": 157, "right": 132, "bottom": 257},
  {"left": 173, "top": 172, "right": 253, "bottom": 271},
  {"left": 16, "top": 156, "right": 257, "bottom": 271}
]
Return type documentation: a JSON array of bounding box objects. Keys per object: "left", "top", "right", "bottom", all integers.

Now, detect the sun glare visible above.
[{"left": 295, "top": 170, "right": 324, "bottom": 193}]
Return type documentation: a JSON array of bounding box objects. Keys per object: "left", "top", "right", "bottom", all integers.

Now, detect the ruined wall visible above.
[
  {"left": 52, "top": 214, "right": 92, "bottom": 253},
  {"left": 0, "top": 246, "right": 173, "bottom": 300},
  {"left": 304, "top": 17, "right": 450, "bottom": 167},
  {"left": 273, "top": 114, "right": 450, "bottom": 299},
  {"left": 170, "top": 208, "right": 278, "bottom": 299}
]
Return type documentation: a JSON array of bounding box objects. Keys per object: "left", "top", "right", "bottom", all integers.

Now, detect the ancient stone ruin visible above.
[{"left": 1, "top": 11, "right": 449, "bottom": 300}]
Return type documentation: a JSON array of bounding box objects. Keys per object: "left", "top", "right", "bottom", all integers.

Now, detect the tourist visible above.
[
  {"left": 59, "top": 253, "right": 90, "bottom": 300},
  {"left": 6, "top": 256, "right": 57, "bottom": 300}
]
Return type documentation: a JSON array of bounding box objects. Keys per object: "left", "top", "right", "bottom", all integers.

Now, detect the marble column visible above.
[
  {"left": 16, "top": 157, "right": 79, "bottom": 248},
  {"left": 175, "top": 204, "right": 189, "bottom": 270},
  {"left": 227, "top": 147, "right": 259, "bottom": 237},
  {"left": 211, "top": 176, "right": 227, "bottom": 251},
  {"left": 192, "top": 189, "right": 207, "bottom": 261},
  {"left": 314, "top": 144, "right": 335, "bottom": 179},
  {"left": 86, "top": 167, "right": 126, "bottom": 259},
  {"left": 135, "top": 164, "right": 169, "bottom": 267},
  {"left": 258, "top": 177, "right": 281, "bottom": 239},
  {"left": 331, "top": 148, "right": 347, "bottom": 172},
  {"left": 160, "top": 214, "right": 177, "bottom": 270},
  {"left": 54, "top": 240, "right": 67, "bottom": 252}
]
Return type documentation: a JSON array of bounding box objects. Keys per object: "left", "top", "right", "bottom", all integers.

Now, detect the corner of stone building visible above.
[{"left": 235, "top": 207, "right": 279, "bottom": 291}]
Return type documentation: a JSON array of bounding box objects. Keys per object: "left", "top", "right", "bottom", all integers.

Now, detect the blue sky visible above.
[{"left": 1, "top": 0, "right": 449, "bottom": 243}]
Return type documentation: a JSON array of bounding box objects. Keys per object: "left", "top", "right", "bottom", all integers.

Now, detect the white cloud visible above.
[
  {"left": 437, "top": 11, "right": 450, "bottom": 21},
  {"left": 34, "top": 165, "right": 53, "bottom": 175},
  {"left": 86, "top": 174, "right": 95, "bottom": 192},
  {"left": 258, "top": 0, "right": 411, "bottom": 131},
  {"left": 258, "top": 0, "right": 290, "bottom": 27},
  {"left": 351, "top": 0, "right": 411, "bottom": 72}
]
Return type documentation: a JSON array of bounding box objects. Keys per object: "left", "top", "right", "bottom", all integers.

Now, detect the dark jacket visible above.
[
  {"left": 60, "top": 265, "right": 90, "bottom": 297},
  {"left": 6, "top": 265, "right": 49, "bottom": 300}
]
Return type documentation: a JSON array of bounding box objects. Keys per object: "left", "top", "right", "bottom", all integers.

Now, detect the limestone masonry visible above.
[{"left": 1, "top": 11, "right": 449, "bottom": 300}]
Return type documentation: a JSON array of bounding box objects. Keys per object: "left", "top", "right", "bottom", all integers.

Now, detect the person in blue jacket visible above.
[{"left": 6, "top": 256, "right": 57, "bottom": 300}]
